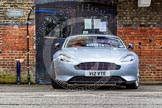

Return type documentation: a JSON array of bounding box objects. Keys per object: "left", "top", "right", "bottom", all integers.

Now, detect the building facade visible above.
[
  {"left": 0, "top": 0, "right": 161, "bottom": 83},
  {"left": 0, "top": 0, "right": 35, "bottom": 83}
]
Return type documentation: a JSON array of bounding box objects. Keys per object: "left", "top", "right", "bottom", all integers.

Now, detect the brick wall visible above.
[
  {"left": 0, "top": 0, "right": 35, "bottom": 83},
  {"left": 0, "top": 0, "right": 34, "bottom": 24},
  {"left": 0, "top": 0, "right": 162, "bottom": 83},
  {"left": 118, "top": 0, "right": 162, "bottom": 83}
]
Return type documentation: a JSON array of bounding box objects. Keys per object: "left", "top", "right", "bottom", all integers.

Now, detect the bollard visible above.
[{"left": 17, "top": 61, "right": 21, "bottom": 84}]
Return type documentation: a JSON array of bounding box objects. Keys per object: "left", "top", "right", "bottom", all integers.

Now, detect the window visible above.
[{"left": 66, "top": 35, "right": 125, "bottom": 48}]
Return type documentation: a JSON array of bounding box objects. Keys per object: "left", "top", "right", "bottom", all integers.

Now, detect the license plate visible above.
[{"left": 85, "top": 71, "right": 110, "bottom": 77}]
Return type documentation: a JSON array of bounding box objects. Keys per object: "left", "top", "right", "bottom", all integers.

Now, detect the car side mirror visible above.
[
  {"left": 128, "top": 43, "right": 134, "bottom": 50},
  {"left": 55, "top": 43, "right": 62, "bottom": 49}
]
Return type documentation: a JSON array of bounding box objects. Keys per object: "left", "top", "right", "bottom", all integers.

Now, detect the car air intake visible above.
[{"left": 74, "top": 62, "right": 121, "bottom": 70}]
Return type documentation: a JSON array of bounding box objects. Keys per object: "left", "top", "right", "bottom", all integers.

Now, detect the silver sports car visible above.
[{"left": 50, "top": 34, "right": 139, "bottom": 89}]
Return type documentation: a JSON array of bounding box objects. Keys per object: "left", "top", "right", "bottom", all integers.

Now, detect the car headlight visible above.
[
  {"left": 120, "top": 55, "right": 135, "bottom": 62},
  {"left": 58, "top": 54, "right": 75, "bottom": 62}
]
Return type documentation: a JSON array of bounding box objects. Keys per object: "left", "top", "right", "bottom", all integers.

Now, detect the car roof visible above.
[{"left": 67, "top": 34, "right": 119, "bottom": 39}]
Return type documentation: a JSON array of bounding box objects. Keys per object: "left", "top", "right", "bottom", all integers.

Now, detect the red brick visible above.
[
  {"left": 0, "top": 26, "right": 35, "bottom": 72},
  {"left": 118, "top": 27, "right": 162, "bottom": 82}
]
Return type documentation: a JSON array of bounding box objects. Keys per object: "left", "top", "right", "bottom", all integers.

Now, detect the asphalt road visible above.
[{"left": 0, "top": 85, "right": 162, "bottom": 108}]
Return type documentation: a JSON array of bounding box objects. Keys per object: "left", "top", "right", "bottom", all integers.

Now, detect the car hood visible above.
[{"left": 61, "top": 48, "right": 129, "bottom": 62}]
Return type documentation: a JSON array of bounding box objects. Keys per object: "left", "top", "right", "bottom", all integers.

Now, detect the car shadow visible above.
[{"left": 53, "top": 85, "right": 139, "bottom": 91}]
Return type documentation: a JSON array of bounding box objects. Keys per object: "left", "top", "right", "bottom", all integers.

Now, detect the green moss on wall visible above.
[{"left": 0, "top": 68, "right": 35, "bottom": 84}]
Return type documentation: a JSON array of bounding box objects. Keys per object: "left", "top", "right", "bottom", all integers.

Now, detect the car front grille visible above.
[{"left": 74, "top": 62, "right": 121, "bottom": 70}]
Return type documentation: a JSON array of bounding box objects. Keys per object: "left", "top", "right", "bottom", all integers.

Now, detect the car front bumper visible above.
[{"left": 53, "top": 60, "right": 139, "bottom": 84}]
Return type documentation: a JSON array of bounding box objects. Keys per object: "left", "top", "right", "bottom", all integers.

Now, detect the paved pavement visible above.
[{"left": 0, "top": 85, "right": 162, "bottom": 108}]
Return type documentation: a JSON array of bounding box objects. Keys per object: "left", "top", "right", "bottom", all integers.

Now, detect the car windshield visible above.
[{"left": 66, "top": 35, "right": 125, "bottom": 48}]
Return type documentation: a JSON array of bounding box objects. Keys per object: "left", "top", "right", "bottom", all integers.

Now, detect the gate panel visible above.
[{"left": 35, "top": 1, "right": 117, "bottom": 83}]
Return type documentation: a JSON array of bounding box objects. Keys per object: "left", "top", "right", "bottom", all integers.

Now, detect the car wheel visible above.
[
  {"left": 50, "top": 63, "right": 63, "bottom": 89},
  {"left": 126, "top": 81, "right": 139, "bottom": 89},
  {"left": 50, "top": 62, "right": 55, "bottom": 79},
  {"left": 51, "top": 79, "right": 63, "bottom": 89}
]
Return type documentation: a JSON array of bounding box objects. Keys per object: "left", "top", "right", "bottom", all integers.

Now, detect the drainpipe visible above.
[{"left": 27, "top": 6, "right": 35, "bottom": 85}]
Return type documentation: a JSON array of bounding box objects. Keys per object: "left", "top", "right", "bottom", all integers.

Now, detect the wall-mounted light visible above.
[
  {"left": 13, "top": 24, "right": 19, "bottom": 29},
  {"left": 138, "top": 0, "right": 151, "bottom": 7}
]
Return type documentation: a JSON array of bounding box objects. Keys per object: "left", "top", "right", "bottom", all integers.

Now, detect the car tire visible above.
[
  {"left": 51, "top": 79, "right": 63, "bottom": 89},
  {"left": 50, "top": 63, "right": 63, "bottom": 89},
  {"left": 126, "top": 81, "right": 139, "bottom": 89}
]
